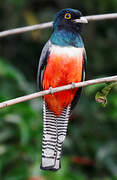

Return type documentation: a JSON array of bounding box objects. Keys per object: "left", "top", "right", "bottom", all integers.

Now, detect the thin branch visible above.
[
  {"left": 0, "top": 22, "right": 53, "bottom": 38},
  {"left": 0, "top": 75, "right": 117, "bottom": 109},
  {"left": 86, "top": 13, "right": 117, "bottom": 21},
  {"left": 0, "top": 13, "right": 117, "bottom": 38}
]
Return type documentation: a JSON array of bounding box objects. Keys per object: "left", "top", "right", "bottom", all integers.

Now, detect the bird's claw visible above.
[
  {"left": 49, "top": 87, "right": 53, "bottom": 95},
  {"left": 72, "top": 82, "right": 76, "bottom": 89}
]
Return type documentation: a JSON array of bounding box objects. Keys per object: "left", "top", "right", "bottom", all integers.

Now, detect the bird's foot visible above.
[
  {"left": 72, "top": 82, "right": 76, "bottom": 89},
  {"left": 49, "top": 87, "right": 53, "bottom": 95}
]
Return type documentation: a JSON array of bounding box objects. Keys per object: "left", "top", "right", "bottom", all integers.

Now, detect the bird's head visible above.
[{"left": 53, "top": 8, "right": 88, "bottom": 33}]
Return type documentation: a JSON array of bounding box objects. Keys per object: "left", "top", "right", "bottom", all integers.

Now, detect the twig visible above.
[
  {"left": 0, "top": 75, "right": 117, "bottom": 109},
  {"left": 0, "top": 13, "right": 117, "bottom": 38}
]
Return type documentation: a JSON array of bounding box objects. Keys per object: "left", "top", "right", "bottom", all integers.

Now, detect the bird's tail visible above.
[{"left": 40, "top": 100, "right": 70, "bottom": 171}]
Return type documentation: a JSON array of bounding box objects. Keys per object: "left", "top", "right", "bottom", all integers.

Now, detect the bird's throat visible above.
[{"left": 50, "top": 30, "right": 84, "bottom": 48}]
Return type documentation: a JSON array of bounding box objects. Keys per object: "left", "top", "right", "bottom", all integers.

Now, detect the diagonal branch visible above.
[
  {"left": 0, "top": 75, "right": 117, "bottom": 109},
  {"left": 0, "top": 13, "right": 117, "bottom": 38},
  {"left": 0, "top": 22, "right": 53, "bottom": 38}
]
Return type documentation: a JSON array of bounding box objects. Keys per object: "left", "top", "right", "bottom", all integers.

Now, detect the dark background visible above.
[{"left": 0, "top": 0, "right": 117, "bottom": 179}]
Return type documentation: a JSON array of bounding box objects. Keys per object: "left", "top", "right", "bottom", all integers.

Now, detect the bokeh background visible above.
[{"left": 0, "top": 0, "right": 117, "bottom": 179}]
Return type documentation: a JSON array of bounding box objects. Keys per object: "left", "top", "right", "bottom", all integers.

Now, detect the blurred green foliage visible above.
[{"left": 0, "top": 0, "right": 117, "bottom": 179}]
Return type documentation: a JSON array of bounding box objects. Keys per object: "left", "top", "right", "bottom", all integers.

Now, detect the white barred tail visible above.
[{"left": 41, "top": 100, "right": 70, "bottom": 171}]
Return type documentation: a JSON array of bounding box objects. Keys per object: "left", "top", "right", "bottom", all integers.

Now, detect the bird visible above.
[{"left": 37, "top": 8, "right": 87, "bottom": 171}]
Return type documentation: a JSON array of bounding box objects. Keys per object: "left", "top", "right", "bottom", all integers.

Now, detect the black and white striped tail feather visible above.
[
  {"left": 53, "top": 105, "right": 70, "bottom": 170},
  {"left": 41, "top": 100, "right": 57, "bottom": 169},
  {"left": 41, "top": 100, "right": 71, "bottom": 171}
]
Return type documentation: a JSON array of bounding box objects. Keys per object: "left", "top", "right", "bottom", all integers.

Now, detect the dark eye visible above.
[{"left": 64, "top": 13, "right": 71, "bottom": 19}]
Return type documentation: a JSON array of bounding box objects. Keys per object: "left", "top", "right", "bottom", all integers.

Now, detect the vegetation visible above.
[{"left": 0, "top": 0, "right": 117, "bottom": 179}]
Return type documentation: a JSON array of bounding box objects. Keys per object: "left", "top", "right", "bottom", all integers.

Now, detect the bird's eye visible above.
[{"left": 64, "top": 13, "right": 71, "bottom": 19}]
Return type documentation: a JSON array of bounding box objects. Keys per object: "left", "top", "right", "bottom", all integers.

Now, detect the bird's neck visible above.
[{"left": 50, "top": 30, "right": 84, "bottom": 47}]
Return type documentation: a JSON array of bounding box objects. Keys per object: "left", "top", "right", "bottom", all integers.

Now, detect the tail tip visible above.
[{"left": 40, "top": 164, "right": 61, "bottom": 172}]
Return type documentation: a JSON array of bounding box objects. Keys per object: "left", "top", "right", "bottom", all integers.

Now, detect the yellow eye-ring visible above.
[{"left": 64, "top": 13, "right": 71, "bottom": 19}]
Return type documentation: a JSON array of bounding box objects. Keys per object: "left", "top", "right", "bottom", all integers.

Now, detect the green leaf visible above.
[{"left": 95, "top": 82, "right": 117, "bottom": 107}]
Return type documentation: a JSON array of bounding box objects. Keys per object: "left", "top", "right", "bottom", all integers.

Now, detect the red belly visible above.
[{"left": 43, "top": 51, "right": 83, "bottom": 116}]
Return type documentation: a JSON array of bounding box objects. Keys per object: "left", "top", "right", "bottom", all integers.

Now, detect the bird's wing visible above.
[
  {"left": 82, "top": 48, "right": 87, "bottom": 81},
  {"left": 37, "top": 40, "right": 52, "bottom": 91},
  {"left": 71, "top": 48, "right": 87, "bottom": 111}
]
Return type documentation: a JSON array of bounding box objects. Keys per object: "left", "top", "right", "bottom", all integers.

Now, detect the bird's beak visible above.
[{"left": 73, "top": 17, "right": 88, "bottom": 23}]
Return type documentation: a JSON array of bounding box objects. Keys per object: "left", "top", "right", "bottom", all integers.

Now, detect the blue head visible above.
[
  {"left": 53, "top": 8, "right": 87, "bottom": 34},
  {"left": 51, "top": 8, "right": 87, "bottom": 47}
]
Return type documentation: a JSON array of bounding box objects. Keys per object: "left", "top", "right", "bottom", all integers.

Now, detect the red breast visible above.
[{"left": 43, "top": 46, "right": 83, "bottom": 116}]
